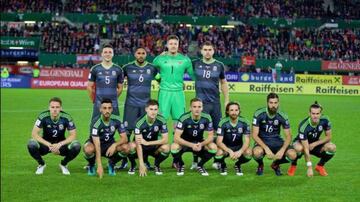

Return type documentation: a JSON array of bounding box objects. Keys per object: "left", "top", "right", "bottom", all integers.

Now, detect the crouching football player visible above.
[
  {"left": 288, "top": 101, "right": 336, "bottom": 177},
  {"left": 171, "top": 98, "right": 217, "bottom": 176},
  {"left": 83, "top": 98, "right": 129, "bottom": 178},
  {"left": 215, "top": 102, "right": 252, "bottom": 176},
  {"left": 27, "top": 97, "right": 81, "bottom": 175},
  {"left": 127, "top": 99, "right": 170, "bottom": 176}
]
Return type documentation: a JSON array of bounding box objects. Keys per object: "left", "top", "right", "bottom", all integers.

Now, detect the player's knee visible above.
[
  {"left": 129, "top": 142, "right": 136, "bottom": 150},
  {"left": 325, "top": 143, "right": 336, "bottom": 153},
  {"left": 83, "top": 144, "right": 94, "bottom": 155},
  {"left": 253, "top": 147, "right": 264, "bottom": 158},
  {"left": 27, "top": 139, "right": 39, "bottom": 149},
  {"left": 117, "top": 144, "right": 130, "bottom": 154},
  {"left": 171, "top": 143, "right": 180, "bottom": 151},
  {"left": 293, "top": 142, "right": 304, "bottom": 153},
  {"left": 244, "top": 148, "right": 252, "bottom": 157},
  {"left": 208, "top": 143, "right": 217, "bottom": 151},
  {"left": 70, "top": 141, "right": 81, "bottom": 151},
  {"left": 160, "top": 144, "right": 170, "bottom": 153},
  {"left": 216, "top": 148, "right": 224, "bottom": 156},
  {"left": 286, "top": 149, "right": 297, "bottom": 160}
]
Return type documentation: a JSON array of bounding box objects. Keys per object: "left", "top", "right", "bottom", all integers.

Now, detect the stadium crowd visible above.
[
  {"left": 1, "top": 21, "right": 359, "bottom": 61},
  {"left": 2, "top": 0, "right": 359, "bottom": 20}
]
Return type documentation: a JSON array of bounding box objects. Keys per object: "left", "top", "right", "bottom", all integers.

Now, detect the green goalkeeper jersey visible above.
[{"left": 153, "top": 53, "right": 195, "bottom": 91}]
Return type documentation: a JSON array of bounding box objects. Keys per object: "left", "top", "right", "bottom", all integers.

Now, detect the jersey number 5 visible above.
[{"left": 105, "top": 76, "right": 110, "bottom": 84}]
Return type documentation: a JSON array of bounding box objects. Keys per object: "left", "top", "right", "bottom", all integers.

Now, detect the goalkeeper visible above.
[{"left": 153, "top": 35, "right": 195, "bottom": 124}]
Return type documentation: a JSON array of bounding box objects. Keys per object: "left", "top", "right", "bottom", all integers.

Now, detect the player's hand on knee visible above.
[
  {"left": 135, "top": 136, "right": 142, "bottom": 145},
  {"left": 49, "top": 144, "right": 60, "bottom": 155},
  {"left": 193, "top": 143, "right": 201, "bottom": 152},
  {"left": 309, "top": 143, "right": 316, "bottom": 151},
  {"left": 274, "top": 149, "right": 285, "bottom": 160},
  {"left": 264, "top": 148, "right": 274, "bottom": 159},
  {"left": 139, "top": 165, "right": 147, "bottom": 177},
  {"left": 97, "top": 165, "right": 103, "bottom": 179},
  {"left": 106, "top": 144, "right": 116, "bottom": 157},
  {"left": 234, "top": 151, "right": 243, "bottom": 159},
  {"left": 229, "top": 150, "right": 236, "bottom": 160}
]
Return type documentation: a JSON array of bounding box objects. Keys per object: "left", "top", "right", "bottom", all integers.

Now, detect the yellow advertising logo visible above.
[{"left": 295, "top": 74, "right": 342, "bottom": 85}]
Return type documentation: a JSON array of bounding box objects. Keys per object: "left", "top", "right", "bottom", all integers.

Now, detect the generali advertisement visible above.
[
  {"left": 31, "top": 68, "right": 89, "bottom": 89},
  {"left": 322, "top": 60, "right": 360, "bottom": 72}
]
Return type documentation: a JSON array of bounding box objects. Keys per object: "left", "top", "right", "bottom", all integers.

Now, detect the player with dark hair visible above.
[
  {"left": 27, "top": 97, "right": 81, "bottom": 175},
  {"left": 191, "top": 41, "right": 229, "bottom": 169},
  {"left": 287, "top": 101, "right": 336, "bottom": 177},
  {"left": 252, "top": 93, "right": 297, "bottom": 176},
  {"left": 117, "top": 47, "right": 158, "bottom": 170},
  {"left": 215, "top": 102, "right": 252, "bottom": 176},
  {"left": 171, "top": 98, "right": 217, "bottom": 176},
  {"left": 87, "top": 44, "right": 124, "bottom": 120},
  {"left": 127, "top": 99, "right": 169, "bottom": 176},
  {"left": 83, "top": 98, "right": 129, "bottom": 178}
]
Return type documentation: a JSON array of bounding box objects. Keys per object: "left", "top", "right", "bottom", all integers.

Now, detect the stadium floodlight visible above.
[
  {"left": 221, "top": 25, "right": 235, "bottom": 29},
  {"left": 318, "top": 23, "right": 338, "bottom": 30},
  {"left": 24, "top": 21, "right": 36, "bottom": 24},
  {"left": 146, "top": 19, "right": 163, "bottom": 24},
  {"left": 9, "top": 47, "right": 24, "bottom": 49},
  {"left": 17, "top": 61, "right": 29, "bottom": 65}
]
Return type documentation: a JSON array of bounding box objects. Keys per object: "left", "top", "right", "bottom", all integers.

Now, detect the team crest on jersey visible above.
[
  {"left": 110, "top": 126, "right": 115, "bottom": 132},
  {"left": 59, "top": 124, "right": 64, "bottom": 130},
  {"left": 177, "top": 122, "right": 183, "bottom": 128},
  {"left": 178, "top": 61, "right": 182, "bottom": 65},
  {"left": 318, "top": 125, "right": 323, "bottom": 131},
  {"left": 299, "top": 134, "right": 304, "bottom": 139},
  {"left": 98, "top": 72, "right": 103, "bottom": 75},
  {"left": 143, "top": 129, "right": 147, "bottom": 133},
  {"left": 132, "top": 70, "right": 136, "bottom": 73},
  {"left": 187, "top": 125, "right": 192, "bottom": 128},
  {"left": 199, "top": 65, "right": 203, "bottom": 69},
  {"left": 112, "top": 71, "right": 116, "bottom": 76},
  {"left": 274, "top": 120, "right": 279, "bottom": 126},
  {"left": 154, "top": 126, "right": 159, "bottom": 132},
  {"left": 199, "top": 124, "right": 204, "bottom": 129},
  {"left": 146, "top": 69, "right": 151, "bottom": 74},
  {"left": 227, "top": 129, "right": 231, "bottom": 132},
  {"left": 213, "top": 66, "right": 217, "bottom": 71},
  {"left": 238, "top": 128, "right": 243, "bottom": 133},
  {"left": 47, "top": 125, "right": 51, "bottom": 128}
]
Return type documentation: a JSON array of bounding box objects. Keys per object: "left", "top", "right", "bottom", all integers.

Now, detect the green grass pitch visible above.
[{"left": 1, "top": 89, "right": 360, "bottom": 201}]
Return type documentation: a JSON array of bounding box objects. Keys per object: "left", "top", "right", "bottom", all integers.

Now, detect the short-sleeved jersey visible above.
[
  {"left": 193, "top": 59, "right": 226, "bottom": 103},
  {"left": 123, "top": 61, "right": 157, "bottom": 107},
  {"left": 88, "top": 63, "right": 124, "bottom": 105},
  {"left": 252, "top": 107, "right": 290, "bottom": 140},
  {"left": 134, "top": 114, "right": 168, "bottom": 141},
  {"left": 176, "top": 112, "right": 213, "bottom": 143},
  {"left": 295, "top": 116, "right": 331, "bottom": 143},
  {"left": 90, "top": 114, "right": 126, "bottom": 144},
  {"left": 217, "top": 116, "right": 250, "bottom": 147},
  {"left": 34, "top": 110, "right": 76, "bottom": 144},
  {"left": 153, "top": 53, "right": 194, "bottom": 91}
]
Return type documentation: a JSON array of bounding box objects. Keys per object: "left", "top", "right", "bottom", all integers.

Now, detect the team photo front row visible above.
[{"left": 27, "top": 93, "right": 336, "bottom": 178}]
